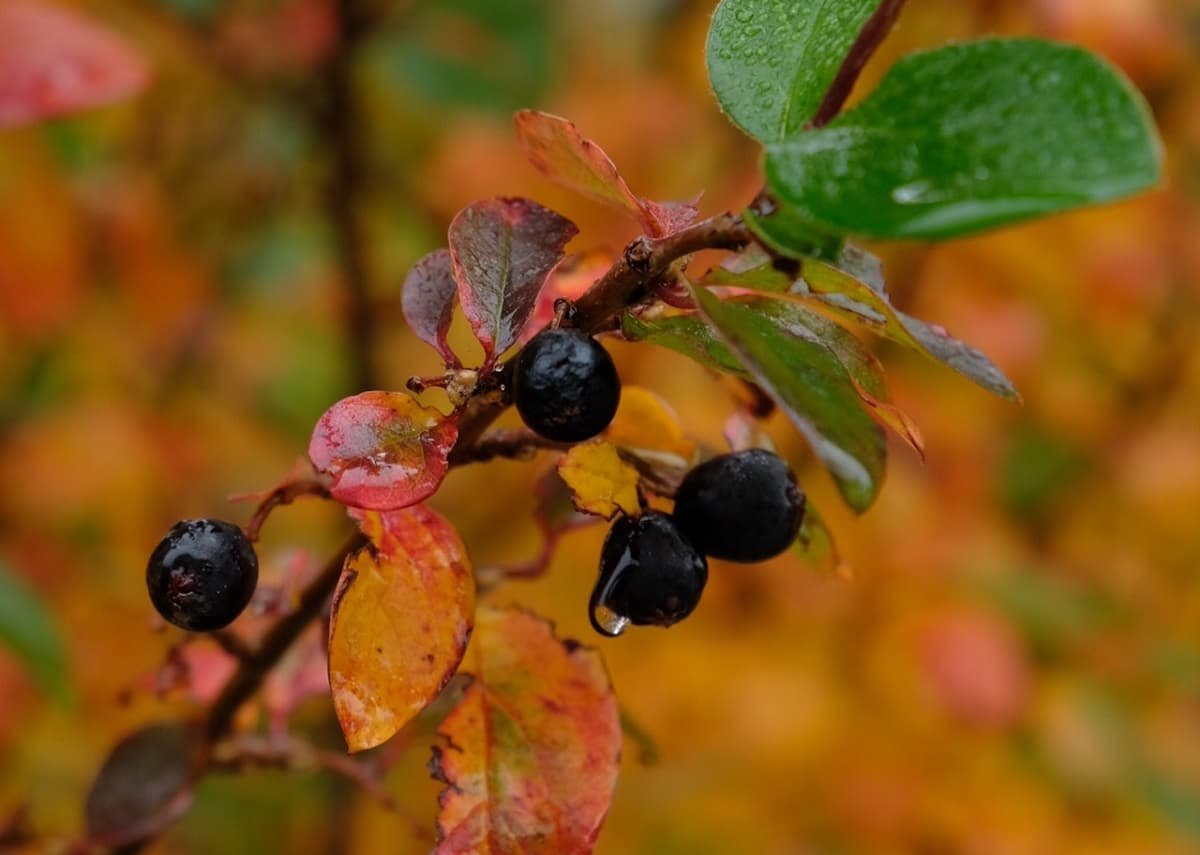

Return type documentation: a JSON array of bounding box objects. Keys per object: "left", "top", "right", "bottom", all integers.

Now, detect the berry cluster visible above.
[
  {"left": 145, "top": 328, "right": 803, "bottom": 639},
  {"left": 513, "top": 328, "right": 806, "bottom": 638}
]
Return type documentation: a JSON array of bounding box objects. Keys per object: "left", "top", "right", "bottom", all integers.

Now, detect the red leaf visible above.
[
  {"left": 308, "top": 391, "right": 458, "bottom": 511},
  {"left": 431, "top": 607, "right": 620, "bottom": 854},
  {"left": 519, "top": 248, "right": 612, "bottom": 344},
  {"left": 401, "top": 249, "right": 461, "bottom": 367},
  {"left": 330, "top": 506, "right": 475, "bottom": 751},
  {"left": 514, "top": 110, "right": 698, "bottom": 238},
  {"left": 449, "top": 197, "right": 578, "bottom": 364},
  {"left": 0, "top": 1, "right": 150, "bottom": 129}
]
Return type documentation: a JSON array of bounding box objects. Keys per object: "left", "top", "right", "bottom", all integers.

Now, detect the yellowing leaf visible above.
[
  {"left": 431, "top": 607, "right": 621, "bottom": 854},
  {"left": 557, "top": 440, "right": 641, "bottom": 519},
  {"left": 328, "top": 506, "right": 475, "bottom": 752},
  {"left": 605, "top": 386, "right": 695, "bottom": 461}
]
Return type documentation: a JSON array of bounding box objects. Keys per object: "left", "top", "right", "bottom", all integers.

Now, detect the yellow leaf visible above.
[
  {"left": 328, "top": 506, "right": 475, "bottom": 752},
  {"left": 604, "top": 385, "right": 696, "bottom": 461},
  {"left": 557, "top": 440, "right": 641, "bottom": 519}
]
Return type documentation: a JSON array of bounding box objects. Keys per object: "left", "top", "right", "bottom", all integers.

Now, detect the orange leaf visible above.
[
  {"left": 0, "top": 1, "right": 150, "bottom": 129},
  {"left": 308, "top": 391, "right": 458, "bottom": 511},
  {"left": 557, "top": 440, "right": 641, "bottom": 519},
  {"left": 605, "top": 386, "right": 696, "bottom": 462},
  {"left": 431, "top": 607, "right": 620, "bottom": 854},
  {"left": 514, "top": 110, "right": 697, "bottom": 238},
  {"left": 849, "top": 377, "right": 926, "bottom": 461},
  {"left": 328, "top": 506, "right": 475, "bottom": 752}
]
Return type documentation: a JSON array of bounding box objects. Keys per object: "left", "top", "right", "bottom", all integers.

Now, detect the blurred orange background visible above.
[{"left": 2, "top": 0, "right": 1200, "bottom": 851}]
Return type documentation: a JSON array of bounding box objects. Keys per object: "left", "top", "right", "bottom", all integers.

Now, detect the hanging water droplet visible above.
[
  {"left": 590, "top": 602, "right": 629, "bottom": 637},
  {"left": 589, "top": 545, "right": 631, "bottom": 637}
]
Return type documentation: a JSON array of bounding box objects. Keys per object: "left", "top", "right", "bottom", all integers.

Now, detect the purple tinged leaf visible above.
[
  {"left": 449, "top": 197, "right": 578, "bottom": 364},
  {"left": 401, "top": 250, "right": 460, "bottom": 367}
]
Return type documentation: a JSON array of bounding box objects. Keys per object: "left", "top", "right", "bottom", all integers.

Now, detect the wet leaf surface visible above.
[
  {"left": 449, "top": 197, "right": 577, "bottom": 363},
  {"left": 707, "top": 0, "right": 882, "bottom": 142},
  {"left": 431, "top": 607, "right": 620, "bottom": 855},
  {"left": 309, "top": 392, "right": 458, "bottom": 511},
  {"left": 765, "top": 39, "right": 1163, "bottom": 239},
  {"left": 329, "top": 506, "right": 475, "bottom": 752}
]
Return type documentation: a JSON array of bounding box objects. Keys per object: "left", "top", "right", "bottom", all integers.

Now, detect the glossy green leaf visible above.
[
  {"left": 0, "top": 559, "right": 70, "bottom": 703},
  {"left": 765, "top": 39, "right": 1163, "bottom": 239},
  {"left": 690, "top": 286, "right": 885, "bottom": 511},
  {"left": 706, "top": 0, "right": 882, "bottom": 142},
  {"left": 621, "top": 311, "right": 750, "bottom": 379}
]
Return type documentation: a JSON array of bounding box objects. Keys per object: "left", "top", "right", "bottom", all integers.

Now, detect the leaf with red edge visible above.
[
  {"left": 308, "top": 391, "right": 458, "bottom": 511},
  {"left": 402, "top": 249, "right": 461, "bottom": 367},
  {"left": 449, "top": 197, "right": 578, "bottom": 364},
  {"left": 520, "top": 248, "right": 612, "bottom": 344},
  {"left": 85, "top": 723, "right": 198, "bottom": 849},
  {"left": 514, "top": 110, "right": 698, "bottom": 238},
  {"left": 0, "top": 1, "right": 150, "bottom": 129},
  {"left": 329, "top": 506, "right": 475, "bottom": 752},
  {"left": 431, "top": 607, "right": 621, "bottom": 854}
]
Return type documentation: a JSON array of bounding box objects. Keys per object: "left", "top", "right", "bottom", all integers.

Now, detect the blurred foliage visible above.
[{"left": 2, "top": 0, "right": 1200, "bottom": 852}]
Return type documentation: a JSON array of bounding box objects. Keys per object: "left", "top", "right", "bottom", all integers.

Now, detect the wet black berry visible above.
[
  {"left": 590, "top": 511, "right": 707, "bottom": 635},
  {"left": 513, "top": 328, "right": 620, "bottom": 443},
  {"left": 146, "top": 519, "right": 258, "bottom": 632},
  {"left": 673, "top": 449, "right": 805, "bottom": 563}
]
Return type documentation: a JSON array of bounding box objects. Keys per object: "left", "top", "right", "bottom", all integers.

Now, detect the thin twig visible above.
[
  {"left": 454, "top": 429, "right": 569, "bottom": 465},
  {"left": 203, "top": 531, "right": 365, "bottom": 743},
  {"left": 809, "top": 0, "right": 909, "bottom": 129},
  {"left": 241, "top": 478, "right": 332, "bottom": 543}
]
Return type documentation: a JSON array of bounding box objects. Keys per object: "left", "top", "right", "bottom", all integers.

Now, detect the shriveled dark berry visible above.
[
  {"left": 673, "top": 449, "right": 805, "bottom": 562},
  {"left": 146, "top": 519, "right": 258, "bottom": 631},
  {"left": 590, "top": 511, "right": 707, "bottom": 635},
  {"left": 512, "top": 328, "right": 620, "bottom": 443}
]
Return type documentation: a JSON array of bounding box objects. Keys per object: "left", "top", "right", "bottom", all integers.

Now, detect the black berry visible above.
[
  {"left": 512, "top": 328, "right": 620, "bottom": 443},
  {"left": 673, "top": 449, "right": 805, "bottom": 563},
  {"left": 146, "top": 519, "right": 258, "bottom": 632},
  {"left": 590, "top": 511, "right": 707, "bottom": 635}
]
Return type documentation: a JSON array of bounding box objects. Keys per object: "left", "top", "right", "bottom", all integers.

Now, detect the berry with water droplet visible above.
[
  {"left": 146, "top": 519, "right": 258, "bottom": 631},
  {"left": 673, "top": 449, "right": 805, "bottom": 562},
  {"left": 513, "top": 328, "right": 620, "bottom": 443},
  {"left": 590, "top": 511, "right": 707, "bottom": 636}
]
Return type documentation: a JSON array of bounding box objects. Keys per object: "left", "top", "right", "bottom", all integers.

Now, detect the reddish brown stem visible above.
[
  {"left": 809, "top": 0, "right": 909, "bottom": 129},
  {"left": 242, "top": 478, "right": 331, "bottom": 543}
]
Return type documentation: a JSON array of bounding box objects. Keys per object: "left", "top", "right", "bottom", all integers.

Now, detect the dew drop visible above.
[
  {"left": 588, "top": 559, "right": 631, "bottom": 638},
  {"left": 891, "top": 180, "right": 934, "bottom": 204}
]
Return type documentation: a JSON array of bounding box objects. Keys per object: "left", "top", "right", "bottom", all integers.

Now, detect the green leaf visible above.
[
  {"left": 707, "top": 0, "right": 882, "bottom": 143},
  {"left": 689, "top": 286, "right": 885, "bottom": 511},
  {"left": 765, "top": 38, "right": 1163, "bottom": 239},
  {"left": 621, "top": 312, "right": 750, "bottom": 379},
  {"left": 0, "top": 559, "right": 70, "bottom": 703}
]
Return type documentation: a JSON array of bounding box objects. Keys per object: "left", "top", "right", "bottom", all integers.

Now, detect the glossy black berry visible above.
[
  {"left": 512, "top": 328, "right": 620, "bottom": 443},
  {"left": 673, "top": 449, "right": 805, "bottom": 563},
  {"left": 590, "top": 511, "right": 708, "bottom": 635},
  {"left": 146, "top": 519, "right": 258, "bottom": 632}
]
